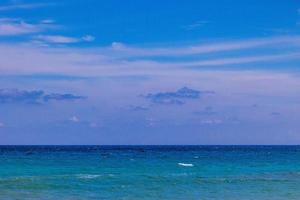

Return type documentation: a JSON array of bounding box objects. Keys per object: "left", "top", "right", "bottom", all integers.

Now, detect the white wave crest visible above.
[
  {"left": 178, "top": 163, "right": 194, "bottom": 167},
  {"left": 76, "top": 174, "right": 102, "bottom": 179}
]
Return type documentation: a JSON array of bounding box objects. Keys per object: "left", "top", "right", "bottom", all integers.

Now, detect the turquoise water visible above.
[{"left": 0, "top": 146, "right": 300, "bottom": 200}]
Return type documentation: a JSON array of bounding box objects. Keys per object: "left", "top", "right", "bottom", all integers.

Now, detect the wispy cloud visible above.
[
  {"left": 69, "top": 116, "right": 80, "bottom": 123},
  {"left": 0, "top": 18, "right": 42, "bottom": 36},
  {"left": 64, "top": 116, "right": 101, "bottom": 129},
  {"left": 194, "top": 106, "right": 217, "bottom": 115},
  {"left": 200, "top": 119, "right": 223, "bottom": 125},
  {"left": 106, "top": 36, "right": 300, "bottom": 57},
  {"left": 40, "top": 19, "right": 55, "bottom": 24},
  {"left": 0, "top": 2, "right": 53, "bottom": 11},
  {"left": 183, "top": 21, "right": 209, "bottom": 30},
  {"left": 0, "top": 18, "right": 93, "bottom": 45},
  {"left": 43, "top": 93, "right": 85, "bottom": 102},
  {"left": 34, "top": 35, "right": 80, "bottom": 44},
  {"left": 0, "top": 36, "right": 300, "bottom": 77},
  {"left": 82, "top": 35, "right": 95, "bottom": 42},
  {"left": 34, "top": 35, "right": 95, "bottom": 44},
  {"left": 0, "top": 88, "right": 85, "bottom": 104},
  {"left": 128, "top": 105, "right": 149, "bottom": 111},
  {"left": 178, "top": 52, "right": 300, "bottom": 67},
  {"left": 143, "top": 87, "right": 214, "bottom": 105}
]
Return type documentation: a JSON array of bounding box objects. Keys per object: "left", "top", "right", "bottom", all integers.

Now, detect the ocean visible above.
[{"left": 0, "top": 145, "right": 299, "bottom": 200}]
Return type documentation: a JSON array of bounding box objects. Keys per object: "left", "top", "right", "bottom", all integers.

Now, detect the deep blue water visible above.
[{"left": 0, "top": 145, "right": 300, "bottom": 200}]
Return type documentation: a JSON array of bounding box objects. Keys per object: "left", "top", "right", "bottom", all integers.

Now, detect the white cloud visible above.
[
  {"left": 178, "top": 52, "right": 300, "bottom": 67},
  {"left": 183, "top": 21, "right": 209, "bottom": 30},
  {"left": 111, "top": 42, "right": 125, "bottom": 50},
  {"left": 35, "top": 35, "right": 81, "bottom": 44},
  {"left": 0, "top": 3, "right": 52, "bottom": 11},
  {"left": 0, "top": 36, "right": 300, "bottom": 77},
  {"left": 146, "top": 118, "right": 157, "bottom": 127},
  {"left": 82, "top": 35, "right": 95, "bottom": 42},
  {"left": 200, "top": 119, "right": 223, "bottom": 125},
  {"left": 40, "top": 19, "right": 55, "bottom": 24},
  {"left": 0, "top": 18, "right": 93, "bottom": 45},
  {"left": 69, "top": 116, "right": 79, "bottom": 122},
  {"left": 0, "top": 18, "right": 58, "bottom": 36},
  {"left": 0, "top": 18, "right": 42, "bottom": 36},
  {"left": 104, "top": 36, "right": 300, "bottom": 58},
  {"left": 34, "top": 35, "right": 96, "bottom": 44}
]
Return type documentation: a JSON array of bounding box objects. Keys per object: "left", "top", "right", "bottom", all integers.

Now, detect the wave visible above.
[
  {"left": 76, "top": 174, "right": 102, "bottom": 179},
  {"left": 178, "top": 163, "right": 194, "bottom": 167}
]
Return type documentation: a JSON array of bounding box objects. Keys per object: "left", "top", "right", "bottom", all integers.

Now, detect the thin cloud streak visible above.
[
  {"left": 34, "top": 35, "right": 95, "bottom": 44},
  {"left": 0, "top": 3, "right": 53, "bottom": 11},
  {"left": 0, "top": 36, "right": 300, "bottom": 76},
  {"left": 106, "top": 36, "right": 300, "bottom": 57},
  {"left": 35, "top": 35, "right": 81, "bottom": 44},
  {"left": 0, "top": 18, "right": 56, "bottom": 36},
  {"left": 183, "top": 21, "right": 209, "bottom": 31},
  {"left": 0, "top": 18, "right": 41, "bottom": 36},
  {"left": 176, "top": 52, "right": 300, "bottom": 67}
]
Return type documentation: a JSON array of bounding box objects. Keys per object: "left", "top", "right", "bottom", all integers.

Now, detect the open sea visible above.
[{"left": 0, "top": 145, "right": 299, "bottom": 200}]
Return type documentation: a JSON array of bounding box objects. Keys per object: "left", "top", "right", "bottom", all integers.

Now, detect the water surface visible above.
[{"left": 0, "top": 145, "right": 299, "bottom": 199}]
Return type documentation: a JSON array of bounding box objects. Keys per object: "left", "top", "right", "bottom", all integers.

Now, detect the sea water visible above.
[{"left": 0, "top": 146, "right": 299, "bottom": 200}]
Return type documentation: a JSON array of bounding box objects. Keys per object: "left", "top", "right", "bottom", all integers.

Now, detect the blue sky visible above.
[{"left": 0, "top": 0, "right": 300, "bottom": 144}]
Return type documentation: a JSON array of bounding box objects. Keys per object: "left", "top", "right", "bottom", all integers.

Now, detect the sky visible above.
[{"left": 0, "top": 0, "right": 300, "bottom": 145}]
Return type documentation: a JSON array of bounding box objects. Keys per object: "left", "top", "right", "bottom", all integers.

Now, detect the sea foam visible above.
[
  {"left": 76, "top": 174, "right": 102, "bottom": 179},
  {"left": 178, "top": 163, "right": 194, "bottom": 167}
]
